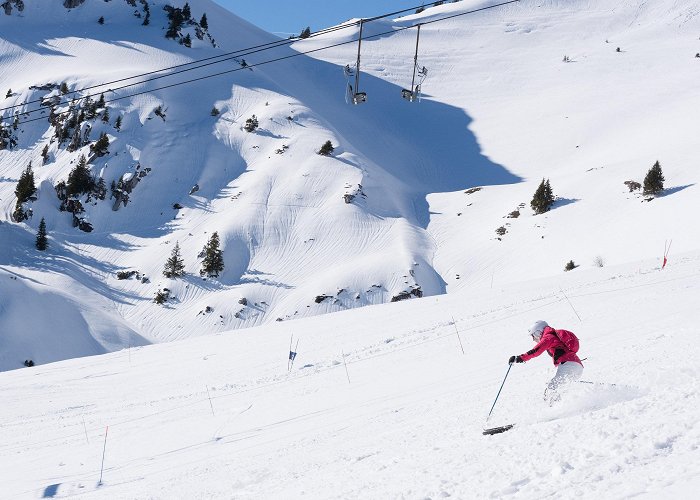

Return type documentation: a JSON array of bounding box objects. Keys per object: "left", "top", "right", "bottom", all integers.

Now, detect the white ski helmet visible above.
[{"left": 529, "top": 320, "right": 549, "bottom": 340}]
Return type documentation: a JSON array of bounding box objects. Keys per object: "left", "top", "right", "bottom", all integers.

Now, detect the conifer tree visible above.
[
  {"left": 36, "top": 218, "right": 48, "bottom": 251},
  {"left": 90, "top": 132, "right": 109, "bottom": 157},
  {"left": 318, "top": 140, "right": 334, "bottom": 156},
  {"left": 183, "top": 33, "right": 192, "bottom": 47},
  {"left": 200, "top": 13, "right": 208, "bottom": 30},
  {"left": 13, "top": 163, "right": 36, "bottom": 222},
  {"left": 200, "top": 232, "right": 224, "bottom": 277},
  {"left": 14, "top": 163, "right": 36, "bottom": 204},
  {"left": 66, "top": 155, "right": 94, "bottom": 196},
  {"left": 530, "top": 178, "right": 555, "bottom": 214},
  {"left": 114, "top": 115, "right": 122, "bottom": 131},
  {"left": 643, "top": 161, "right": 665, "bottom": 195},
  {"left": 299, "top": 26, "right": 311, "bottom": 39},
  {"left": 97, "top": 93, "right": 106, "bottom": 109},
  {"left": 102, "top": 108, "right": 110, "bottom": 123},
  {"left": 41, "top": 144, "right": 50, "bottom": 164},
  {"left": 94, "top": 177, "right": 107, "bottom": 200},
  {"left": 163, "top": 241, "right": 185, "bottom": 278},
  {"left": 182, "top": 2, "right": 191, "bottom": 19},
  {"left": 244, "top": 115, "right": 258, "bottom": 132},
  {"left": 60, "top": 82, "right": 69, "bottom": 94},
  {"left": 5, "top": 89, "right": 11, "bottom": 98}
]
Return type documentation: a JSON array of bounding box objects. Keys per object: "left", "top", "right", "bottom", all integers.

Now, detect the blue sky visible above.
[{"left": 212, "top": 0, "right": 424, "bottom": 36}]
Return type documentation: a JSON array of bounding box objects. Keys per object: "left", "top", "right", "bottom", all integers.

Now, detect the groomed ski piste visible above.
[
  {"left": 2, "top": 251, "right": 699, "bottom": 498},
  {"left": 1, "top": 0, "right": 700, "bottom": 497}
]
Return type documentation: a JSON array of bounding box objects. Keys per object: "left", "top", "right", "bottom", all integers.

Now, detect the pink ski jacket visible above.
[{"left": 519, "top": 327, "right": 582, "bottom": 366}]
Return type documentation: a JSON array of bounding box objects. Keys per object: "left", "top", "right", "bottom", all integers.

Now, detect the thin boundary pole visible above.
[
  {"left": 98, "top": 426, "right": 109, "bottom": 485},
  {"left": 82, "top": 416, "right": 89, "bottom": 444},
  {"left": 206, "top": 385, "right": 215, "bottom": 416},
  {"left": 452, "top": 316, "right": 465, "bottom": 355},
  {"left": 341, "top": 349, "right": 351, "bottom": 384},
  {"left": 560, "top": 288, "right": 582, "bottom": 322},
  {"left": 287, "top": 334, "right": 293, "bottom": 372}
]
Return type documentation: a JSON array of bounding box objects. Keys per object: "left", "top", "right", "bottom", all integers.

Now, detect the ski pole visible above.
[{"left": 485, "top": 363, "right": 512, "bottom": 423}]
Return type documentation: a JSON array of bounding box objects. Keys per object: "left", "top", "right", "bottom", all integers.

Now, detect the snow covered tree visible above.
[
  {"left": 200, "top": 13, "right": 208, "bottom": 30},
  {"left": 531, "top": 178, "right": 555, "bottom": 214},
  {"left": 318, "top": 140, "right": 334, "bottom": 156},
  {"left": 299, "top": 26, "right": 311, "bottom": 39},
  {"left": 163, "top": 241, "right": 185, "bottom": 278},
  {"left": 244, "top": 115, "right": 258, "bottom": 132},
  {"left": 200, "top": 232, "right": 224, "bottom": 277},
  {"left": 35, "top": 218, "right": 48, "bottom": 251},
  {"left": 643, "top": 161, "right": 665, "bottom": 195},
  {"left": 182, "top": 33, "right": 192, "bottom": 48},
  {"left": 66, "top": 155, "right": 94, "bottom": 196}
]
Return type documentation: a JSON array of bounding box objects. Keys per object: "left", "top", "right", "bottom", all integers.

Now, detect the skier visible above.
[{"left": 508, "top": 320, "right": 583, "bottom": 403}]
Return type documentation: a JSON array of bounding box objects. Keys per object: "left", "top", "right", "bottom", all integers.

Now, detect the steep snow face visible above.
[{"left": 1, "top": 0, "right": 700, "bottom": 370}]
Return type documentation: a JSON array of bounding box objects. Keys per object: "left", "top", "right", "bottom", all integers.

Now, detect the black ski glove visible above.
[{"left": 508, "top": 355, "right": 524, "bottom": 364}]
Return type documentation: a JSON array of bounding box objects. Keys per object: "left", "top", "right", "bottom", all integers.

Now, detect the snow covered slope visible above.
[
  {"left": 1, "top": 248, "right": 698, "bottom": 498},
  {"left": 1, "top": 0, "right": 699, "bottom": 374}
]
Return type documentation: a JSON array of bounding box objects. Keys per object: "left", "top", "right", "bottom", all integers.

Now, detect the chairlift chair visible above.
[{"left": 401, "top": 25, "right": 428, "bottom": 103}]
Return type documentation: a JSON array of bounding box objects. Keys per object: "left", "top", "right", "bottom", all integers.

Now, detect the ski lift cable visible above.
[
  {"left": 0, "top": 0, "right": 496, "bottom": 116},
  {"left": 0, "top": 22, "right": 361, "bottom": 118},
  {"left": 11, "top": 0, "right": 521, "bottom": 127}
]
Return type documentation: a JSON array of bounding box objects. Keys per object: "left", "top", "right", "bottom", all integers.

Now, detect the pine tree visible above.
[
  {"left": 530, "top": 178, "right": 555, "bottom": 214},
  {"left": 643, "top": 161, "right": 665, "bottom": 195},
  {"left": 244, "top": 115, "right": 258, "bottom": 132},
  {"left": 182, "top": 2, "right": 191, "bottom": 19},
  {"left": 90, "top": 132, "right": 109, "bottom": 157},
  {"left": 210, "top": 106, "right": 220, "bottom": 116},
  {"left": 14, "top": 163, "right": 36, "bottom": 204},
  {"left": 66, "top": 155, "right": 94, "bottom": 196},
  {"left": 318, "top": 140, "right": 334, "bottom": 156},
  {"left": 163, "top": 241, "right": 185, "bottom": 278},
  {"left": 102, "top": 108, "right": 110, "bottom": 123},
  {"left": 41, "top": 144, "right": 50, "bottom": 164},
  {"left": 36, "top": 218, "right": 48, "bottom": 251},
  {"left": 97, "top": 93, "right": 106, "bottom": 109},
  {"left": 200, "top": 13, "right": 208, "bottom": 30},
  {"left": 98, "top": 16, "right": 104, "bottom": 25},
  {"left": 60, "top": 82, "right": 69, "bottom": 94},
  {"left": 94, "top": 177, "right": 107, "bottom": 200},
  {"left": 114, "top": 115, "right": 122, "bottom": 131},
  {"left": 5, "top": 89, "right": 11, "bottom": 98},
  {"left": 183, "top": 33, "right": 192, "bottom": 47},
  {"left": 200, "top": 232, "right": 224, "bottom": 277},
  {"left": 299, "top": 26, "right": 311, "bottom": 39}
]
